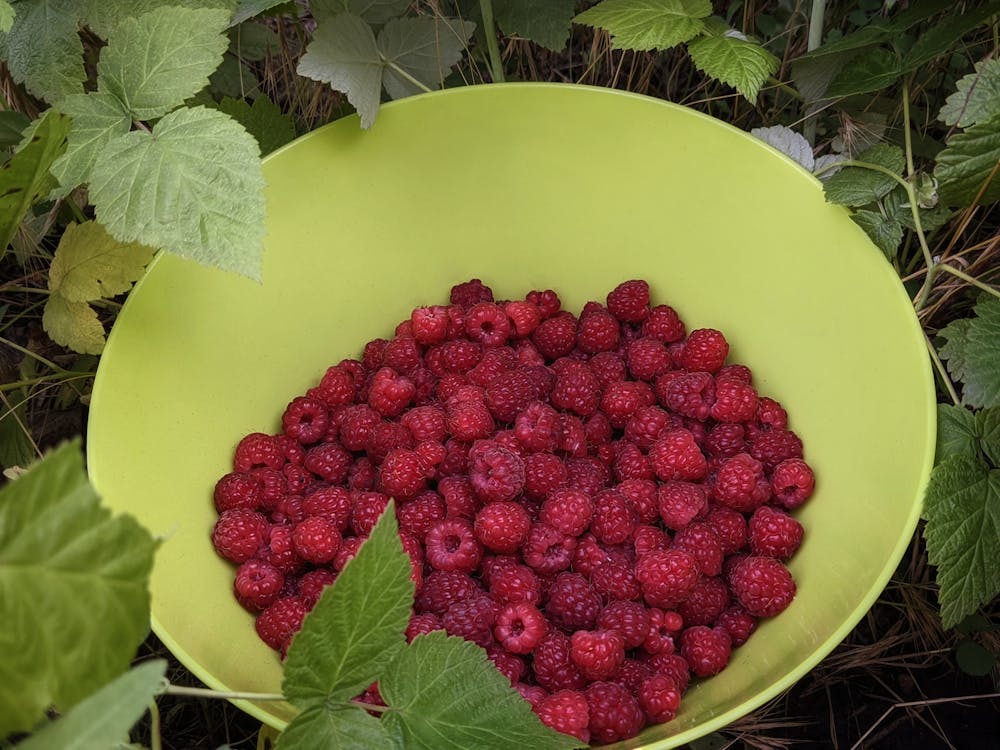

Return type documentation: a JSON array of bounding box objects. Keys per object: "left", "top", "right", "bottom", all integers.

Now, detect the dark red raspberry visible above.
[
  {"left": 464, "top": 302, "right": 511, "bottom": 347},
  {"left": 486, "top": 644, "right": 527, "bottom": 684},
  {"left": 641, "top": 607, "right": 682, "bottom": 656},
  {"left": 382, "top": 336, "right": 422, "bottom": 373},
  {"left": 234, "top": 433, "right": 284, "bottom": 472},
  {"left": 585, "top": 681, "right": 644, "bottom": 743},
  {"left": 632, "top": 524, "right": 670, "bottom": 557},
  {"left": 417, "top": 570, "right": 481, "bottom": 615},
  {"left": 642, "top": 305, "right": 685, "bottom": 343},
  {"left": 549, "top": 362, "right": 601, "bottom": 417},
  {"left": 679, "top": 329, "right": 729, "bottom": 373},
  {"left": 713, "top": 453, "right": 770, "bottom": 512},
  {"left": 532, "top": 313, "right": 577, "bottom": 360},
  {"left": 523, "top": 452, "right": 568, "bottom": 499},
  {"left": 367, "top": 367, "right": 415, "bottom": 417},
  {"left": 292, "top": 516, "right": 342, "bottom": 564},
  {"left": 269, "top": 494, "right": 304, "bottom": 525},
  {"left": 608, "top": 658, "right": 652, "bottom": 697},
  {"left": 522, "top": 523, "right": 576, "bottom": 575},
  {"left": 432, "top": 340, "right": 483, "bottom": 375},
  {"left": 437, "top": 475, "right": 476, "bottom": 518},
  {"left": 749, "top": 506, "right": 804, "bottom": 559},
  {"left": 446, "top": 400, "right": 495, "bottom": 442},
  {"left": 546, "top": 572, "right": 602, "bottom": 631},
  {"left": 756, "top": 396, "right": 788, "bottom": 429},
  {"left": 490, "top": 563, "right": 542, "bottom": 605},
  {"left": 638, "top": 673, "right": 682, "bottom": 724},
  {"left": 484, "top": 368, "right": 547, "bottom": 423},
  {"left": 406, "top": 612, "right": 443, "bottom": 642},
  {"left": 255, "top": 596, "right": 307, "bottom": 652},
  {"left": 283, "top": 463, "right": 316, "bottom": 496},
  {"left": 643, "top": 652, "right": 690, "bottom": 694},
  {"left": 514, "top": 401, "right": 563, "bottom": 452},
  {"left": 662, "top": 371, "right": 715, "bottom": 420},
  {"left": 571, "top": 533, "right": 611, "bottom": 579},
  {"left": 577, "top": 310, "right": 620, "bottom": 355},
  {"left": 504, "top": 300, "right": 542, "bottom": 337},
  {"left": 212, "top": 509, "right": 269, "bottom": 563},
  {"left": 350, "top": 491, "right": 390, "bottom": 536},
  {"left": 347, "top": 457, "right": 376, "bottom": 490},
  {"left": 234, "top": 560, "right": 284, "bottom": 611},
  {"left": 539, "top": 489, "right": 594, "bottom": 537},
  {"left": 297, "top": 568, "right": 337, "bottom": 609},
  {"left": 677, "top": 576, "right": 730, "bottom": 626},
  {"left": 609, "top": 441, "right": 650, "bottom": 482},
  {"left": 749, "top": 428, "right": 804, "bottom": 471},
  {"left": 635, "top": 549, "right": 700, "bottom": 609},
  {"left": 214, "top": 472, "right": 262, "bottom": 512},
  {"left": 560, "top": 414, "right": 588, "bottom": 457},
  {"left": 411, "top": 305, "right": 450, "bottom": 345},
  {"left": 607, "top": 280, "right": 650, "bottom": 323},
  {"left": 397, "top": 491, "right": 446, "bottom": 538},
  {"left": 729, "top": 556, "right": 796, "bottom": 617},
  {"left": 627, "top": 338, "right": 672, "bottom": 381},
  {"left": 302, "top": 442, "right": 352, "bottom": 484},
  {"left": 533, "top": 631, "right": 587, "bottom": 692},
  {"left": 588, "top": 351, "right": 627, "bottom": 388},
  {"left": 468, "top": 441, "right": 525, "bottom": 502},
  {"left": 710, "top": 377, "right": 758, "bottom": 423},
  {"left": 400, "top": 405, "right": 448, "bottom": 443},
  {"left": 649, "top": 429, "right": 708, "bottom": 482},
  {"left": 450, "top": 278, "right": 493, "bottom": 308},
  {"left": 680, "top": 625, "right": 731, "bottom": 677},
  {"left": 425, "top": 518, "right": 482, "bottom": 572},
  {"left": 301, "top": 486, "right": 352, "bottom": 531},
  {"left": 590, "top": 558, "right": 641, "bottom": 602},
  {"left": 377, "top": 448, "right": 429, "bottom": 498},
  {"left": 517, "top": 683, "right": 549, "bottom": 707},
  {"left": 597, "top": 601, "right": 650, "bottom": 648},
  {"left": 362, "top": 338, "right": 387, "bottom": 370},
  {"left": 571, "top": 629, "right": 625, "bottom": 681},
  {"left": 705, "top": 423, "right": 746, "bottom": 458},
  {"left": 474, "top": 501, "right": 530, "bottom": 553},
  {"left": 717, "top": 605, "right": 758, "bottom": 646},
  {"left": 771, "top": 458, "right": 816, "bottom": 509},
  {"left": 674, "top": 522, "right": 724, "bottom": 577},
  {"left": 338, "top": 405, "right": 381, "bottom": 451},
  {"left": 442, "top": 595, "right": 498, "bottom": 647},
  {"left": 704, "top": 506, "right": 747, "bottom": 555},
  {"left": 622, "top": 406, "right": 671, "bottom": 450},
  {"left": 494, "top": 602, "right": 549, "bottom": 653},
  {"left": 526, "top": 288, "right": 561, "bottom": 318},
  {"left": 252, "top": 468, "right": 288, "bottom": 509},
  {"left": 601, "top": 380, "right": 654, "bottom": 429},
  {"left": 534, "top": 690, "right": 590, "bottom": 743},
  {"left": 308, "top": 365, "right": 357, "bottom": 408},
  {"left": 612, "top": 481, "right": 655, "bottom": 527},
  {"left": 332, "top": 536, "right": 364, "bottom": 571},
  {"left": 590, "top": 488, "right": 638, "bottom": 545}
]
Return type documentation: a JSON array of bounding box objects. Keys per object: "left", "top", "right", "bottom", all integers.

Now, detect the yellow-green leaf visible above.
[
  {"left": 574, "top": 0, "right": 711, "bottom": 51},
  {"left": 42, "top": 294, "right": 106, "bottom": 354},
  {"left": 48, "top": 221, "right": 155, "bottom": 302}
]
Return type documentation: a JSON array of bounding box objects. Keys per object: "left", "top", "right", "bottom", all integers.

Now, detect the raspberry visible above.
[
  {"left": 642, "top": 305, "right": 685, "bottom": 343},
  {"left": 411, "top": 305, "right": 450, "bottom": 345},
  {"left": 749, "top": 506, "right": 804, "bottom": 559},
  {"left": 269, "top": 494, "right": 304, "bottom": 525},
  {"left": 486, "top": 644, "right": 527, "bottom": 684},
  {"left": 362, "top": 338, "right": 387, "bottom": 369},
  {"left": 713, "top": 453, "right": 770, "bottom": 512},
  {"left": 717, "top": 605, "right": 758, "bottom": 646},
  {"left": 623, "top": 406, "right": 672, "bottom": 450},
  {"left": 549, "top": 362, "right": 601, "bottom": 417},
  {"left": 638, "top": 674, "right": 682, "bottom": 724},
  {"left": 283, "top": 463, "right": 316, "bottom": 496},
  {"left": 292, "top": 516, "right": 342, "bottom": 564},
  {"left": 571, "top": 533, "right": 611, "bottom": 579},
  {"left": 662, "top": 371, "right": 715, "bottom": 420},
  {"left": 442, "top": 595, "right": 498, "bottom": 647},
  {"left": 297, "top": 568, "right": 337, "bottom": 609},
  {"left": 534, "top": 690, "right": 590, "bottom": 743},
  {"left": 350, "top": 491, "right": 390, "bottom": 536},
  {"left": 677, "top": 576, "right": 730, "bottom": 626},
  {"left": 540, "top": 489, "right": 594, "bottom": 537},
  {"left": 301, "top": 486, "right": 352, "bottom": 531},
  {"left": 635, "top": 549, "right": 700, "bottom": 608},
  {"left": 383, "top": 336, "right": 422, "bottom": 373},
  {"left": 414, "top": 440, "right": 446, "bottom": 469},
  {"left": 679, "top": 329, "right": 729, "bottom": 373},
  {"left": 332, "top": 536, "right": 364, "bottom": 571},
  {"left": 560, "top": 414, "right": 588, "bottom": 457},
  {"left": 255, "top": 596, "right": 307, "bottom": 652},
  {"left": 425, "top": 518, "right": 482, "bottom": 572},
  {"left": 571, "top": 629, "right": 625, "bottom": 681},
  {"left": 308, "top": 364, "right": 357, "bottom": 408},
  {"left": 597, "top": 601, "right": 650, "bottom": 648},
  {"left": 649, "top": 429, "right": 708, "bottom": 481},
  {"left": 432, "top": 340, "right": 483, "bottom": 375},
  {"left": 399, "top": 405, "right": 447, "bottom": 443},
  {"left": 533, "top": 631, "right": 586, "bottom": 692},
  {"left": 592, "top": 551, "right": 644, "bottom": 600},
  {"left": 729, "top": 556, "right": 796, "bottom": 617},
  {"left": 756, "top": 396, "right": 788, "bottom": 429},
  {"left": 252, "top": 468, "right": 288, "bottom": 509},
  {"left": 484, "top": 368, "right": 548, "bottom": 423},
  {"left": 606, "top": 280, "right": 650, "bottom": 323},
  {"left": 641, "top": 607, "right": 683, "bottom": 655},
  {"left": 446, "top": 400, "right": 495, "bottom": 442},
  {"left": 504, "top": 300, "right": 542, "bottom": 338},
  {"left": 450, "top": 278, "right": 493, "bottom": 308},
  {"left": 704, "top": 506, "right": 748, "bottom": 555},
  {"left": 616, "top": 479, "right": 659, "bottom": 525},
  {"left": 588, "top": 352, "right": 627, "bottom": 388},
  {"left": 469, "top": 441, "right": 525, "bottom": 502},
  {"left": 771, "top": 458, "right": 816, "bottom": 509},
  {"left": 494, "top": 602, "right": 549, "bottom": 653},
  {"left": 522, "top": 523, "right": 576, "bottom": 575},
  {"left": 377, "top": 449, "right": 429, "bottom": 498},
  {"left": 438, "top": 474, "right": 477, "bottom": 518},
  {"left": 627, "top": 338, "right": 672, "bottom": 381},
  {"left": 610, "top": 658, "right": 653, "bottom": 697},
  {"left": 674, "top": 522, "right": 724, "bottom": 576},
  {"left": 590, "top": 488, "right": 638, "bottom": 545},
  {"left": 644, "top": 652, "right": 690, "bottom": 694},
  {"left": 234, "top": 433, "right": 284, "bottom": 472},
  {"left": 545, "top": 572, "right": 602, "bottom": 631},
  {"left": 710, "top": 377, "right": 758, "bottom": 423},
  {"left": 523, "top": 452, "right": 568, "bottom": 499},
  {"left": 516, "top": 683, "right": 549, "bottom": 707},
  {"left": 680, "top": 625, "right": 731, "bottom": 677},
  {"left": 601, "top": 380, "right": 654, "bottom": 429},
  {"left": 417, "top": 570, "right": 481, "bottom": 615},
  {"left": 749, "top": 428, "right": 804, "bottom": 471},
  {"left": 577, "top": 310, "right": 620, "bottom": 354},
  {"left": 214, "top": 472, "right": 262, "bottom": 512},
  {"left": 406, "top": 612, "right": 444, "bottom": 641},
  {"left": 514, "top": 401, "right": 563, "bottom": 452},
  {"left": 611, "top": 442, "right": 652, "bottom": 484},
  {"left": 490, "top": 563, "right": 542, "bottom": 605},
  {"left": 234, "top": 560, "right": 284, "bottom": 611},
  {"left": 397, "top": 491, "right": 446, "bottom": 538},
  {"left": 465, "top": 302, "right": 511, "bottom": 347},
  {"left": 338, "top": 405, "right": 381, "bottom": 451},
  {"left": 302, "top": 442, "right": 352, "bottom": 484},
  {"left": 532, "top": 313, "right": 577, "bottom": 360},
  {"left": 632, "top": 524, "right": 670, "bottom": 557},
  {"left": 585, "top": 681, "right": 644, "bottom": 743},
  {"left": 474, "top": 501, "right": 530, "bottom": 553},
  {"left": 526, "top": 288, "right": 562, "bottom": 318},
  {"left": 212, "top": 509, "right": 268, "bottom": 563},
  {"left": 367, "top": 367, "right": 415, "bottom": 417},
  {"left": 347, "top": 457, "right": 376, "bottom": 490},
  {"left": 705, "top": 423, "right": 746, "bottom": 458}
]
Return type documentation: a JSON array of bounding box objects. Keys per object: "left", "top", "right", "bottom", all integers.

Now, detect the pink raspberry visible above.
[
  {"left": 349, "top": 491, "right": 390, "bottom": 536},
  {"left": 411, "top": 305, "right": 450, "bottom": 345},
  {"left": 534, "top": 690, "right": 590, "bottom": 743},
  {"left": 233, "top": 560, "right": 284, "bottom": 611},
  {"left": 590, "top": 488, "right": 638, "bottom": 545},
  {"left": 649, "top": 429, "right": 708, "bottom": 481},
  {"left": 417, "top": 570, "right": 481, "bottom": 615},
  {"left": 627, "top": 338, "right": 672, "bottom": 381},
  {"left": 585, "top": 681, "right": 645, "bottom": 743},
  {"left": 771, "top": 458, "right": 816, "bottom": 509},
  {"left": 212, "top": 509, "right": 269, "bottom": 564},
  {"left": 577, "top": 310, "right": 620, "bottom": 354},
  {"left": 571, "top": 629, "right": 625, "bottom": 681},
  {"left": 514, "top": 401, "right": 563, "bottom": 452},
  {"left": 679, "top": 329, "right": 729, "bottom": 373},
  {"left": 662, "top": 371, "right": 715, "bottom": 420},
  {"left": 749, "top": 506, "right": 804, "bottom": 559},
  {"left": 601, "top": 380, "right": 654, "bottom": 429},
  {"left": 425, "top": 518, "right": 482, "bottom": 572},
  {"left": 642, "top": 607, "right": 683, "bottom": 655},
  {"left": 234, "top": 432, "right": 284, "bottom": 472},
  {"left": 545, "top": 572, "right": 602, "bottom": 631},
  {"left": 255, "top": 596, "right": 307, "bottom": 652},
  {"left": 378, "top": 448, "right": 429, "bottom": 498},
  {"left": 635, "top": 549, "right": 700, "bottom": 609},
  {"left": 367, "top": 367, "right": 415, "bottom": 417},
  {"left": 729, "top": 556, "right": 796, "bottom": 617},
  {"left": 705, "top": 422, "right": 746, "bottom": 458},
  {"left": 677, "top": 576, "right": 730, "bottom": 626},
  {"left": 642, "top": 304, "right": 685, "bottom": 343},
  {"left": 550, "top": 362, "right": 602, "bottom": 417},
  {"left": 214, "top": 472, "right": 262, "bottom": 513},
  {"left": 713, "top": 453, "right": 770, "bottom": 512},
  {"left": 302, "top": 486, "right": 352, "bottom": 531},
  {"left": 446, "top": 400, "right": 495, "bottom": 442},
  {"left": 442, "top": 595, "right": 498, "bottom": 648},
  {"left": 292, "top": 516, "right": 342, "bottom": 564},
  {"left": 468, "top": 440, "right": 525, "bottom": 502},
  {"left": 673, "top": 522, "right": 724, "bottom": 577},
  {"left": 750, "top": 428, "right": 804, "bottom": 471},
  {"left": 406, "top": 612, "right": 443, "bottom": 641},
  {"left": 494, "top": 602, "right": 549, "bottom": 653},
  {"left": 638, "top": 674, "right": 682, "bottom": 724},
  {"left": 523, "top": 452, "right": 568, "bottom": 499},
  {"left": 533, "top": 631, "right": 586, "bottom": 692},
  {"left": 474, "top": 501, "right": 531, "bottom": 553},
  {"left": 597, "top": 601, "right": 650, "bottom": 649},
  {"left": 532, "top": 313, "right": 577, "bottom": 360},
  {"left": 704, "top": 506, "right": 748, "bottom": 555},
  {"left": 297, "top": 568, "right": 337, "bottom": 609},
  {"left": 540, "top": 489, "right": 594, "bottom": 537},
  {"left": 606, "top": 280, "right": 651, "bottom": 323},
  {"left": 489, "top": 563, "right": 542, "bottom": 605},
  {"left": 522, "top": 523, "right": 576, "bottom": 575},
  {"left": 680, "top": 625, "right": 731, "bottom": 677},
  {"left": 717, "top": 605, "right": 758, "bottom": 646},
  {"left": 617, "top": 479, "right": 660, "bottom": 525},
  {"left": 710, "top": 377, "right": 758, "bottom": 423}
]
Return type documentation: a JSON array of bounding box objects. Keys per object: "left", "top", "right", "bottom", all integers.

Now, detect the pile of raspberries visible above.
[{"left": 211, "top": 279, "right": 814, "bottom": 744}]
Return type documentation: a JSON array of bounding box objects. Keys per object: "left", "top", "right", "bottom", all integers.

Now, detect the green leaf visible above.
[
  {"left": 0, "top": 442, "right": 157, "bottom": 735},
  {"left": 686, "top": 34, "right": 779, "bottom": 102},
  {"left": 922, "top": 455, "right": 1000, "bottom": 629},
  {"left": 826, "top": 47, "right": 901, "bottom": 98},
  {"left": 0, "top": 1, "right": 13, "bottom": 33},
  {"left": 217, "top": 95, "right": 295, "bottom": 156},
  {"left": 794, "top": 25, "right": 888, "bottom": 60},
  {"left": 50, "top": 92, "right": 131, "bottom": 196},
  {"left": 0, "top": 111, "right": 70, "bottom": 255},
  {"left": 975, "top": 408, "right": 1000, "bottom": 467},
  {"left": 43, "top": 294, "right": 106, "bottom": 356},
  {"left": 938, "top": 59, "right": 1000, "bottom": 128},
  {"left": 939, "top": 298, "right": 1000, "bottom": 408},
  {"left": 378, "top": 17, "right": 476, "bottom": 100},
  {"left": 934, "top": 114, "right": 1000, "bottom": 206},
  {"left": 230, "top": 21, "right": 279, "bottom": 61},
  {"left": 955, "top": 639, "right": 997, "bottom": 676},
  {"left": 210, "top": 53, "right": 262, "bottom": 99},
  {"left": 18, "top": 661, "right": 166, "bottom": 750},
  {"left": 851, "top": 209, "right": 903, "bottom": 258},
  {"left": 90, "top": 106, "right": 265, "bottom": 280},
  {"left": 822, "top": 144, "right": 905, "bottom": 207},
  {"left": 276, "top": 703, "right": 394, "bottom": 750},
  {"left": 493, "top": 0, "right": 575, "bottom": 51},
  {"left": 48, "top": 221, "right": 155, "bottom": 302},
  {"left": 97, "top": 7, "right": 231, "bottom": 120},
  {"left": 311, "top": 0, "right": 411, "bottom": 25},
  {"left": 573, "top": 0, "right": 711, "bottom": 51},
  {"left": 791, "top": 49, "right": 860, "bottom": 103},
  {"left": 936, "top": 403, "right": 978, "bottom": 463},
  {"left": 83, "top": 0, "right": 237, "bottom": 38},
  {"left": 0, "top": 0, "right": 85, "bottom": 103},
  {"left": 0, "top": 110, "right": 28, "bottom": 147},
  {"left": 283, "top": 500, "right": 412, "bottom": 705},
  {"left": 901, "top": 1, "right": 1000, "bottom": 73},
  {"left": 382, "top": 631, "right": 583, "bottom": 750},
  {"left": 232, "top": 0, "right": 290, "bottom": 26},
  {"left": 0, "top": 396, "right": 34, "bottom": 471}
]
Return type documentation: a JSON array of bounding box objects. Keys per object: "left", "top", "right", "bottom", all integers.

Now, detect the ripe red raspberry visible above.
[
  {"left": 717, "top": 605, "right": 758, "bottom": 646},
  {"left": 674, "top": 522, "right": 724, "bottom": 577},
  {"left": 533, "top": 631, "right": 586, "bottom": 692},
  {"left": 662, "top": 371, "right": 715, "bottom": 420},
  {"left": 571, "top": 533, "right": 611, "bottom": 579},
  {"left": 437, "top": 475, "right": 475, "bottom": 519},
  {"left": 214, "top": 472, "right": 262, "bottom": 513},
  {"left": 468, "top": 441, "right": 525, "bottom": 502},
  {"left": 642, "top": 304, "right": 685, "bottom": 343},
  {"left": 635, "top": 549, "right": 700, "bottom": 609},
  {"left": 411, "top": 305, "right": 450, "bottom": 345},
  {"left": 610, "top": 658, "right": 653, "bottom": 697},
  {"left": 680, "top": 625, "right": 731, "bottom": 677},
  {"left": 377, "top": 448, "right": 429, "bottom": 498},
  {"left": 597, "top": 601, "right": 650, "bottom": 649},
  {"left": 484, "top": 368, "right": 547, "bottom": 423},
  {"left": 771, "top": 458, "right": 816, "bottom": 509},
  {"left": 297, "top": 568, "right": 337, "bottom": 609},
  {"left": 301, "top": 442, "right": 350, "bottom": 484},
  {"left": 490, "top": 563, "right": 542, "bottom": 605},
  {"left": 730, "top": 556, "right": 796, "bottom": 617},
  {"left": 350, "top": 491, "right": 390, "bottom": 536},
  {"left": 571, "top": 629, "right": 625, "bottom": 681},
  {"left": 414, "top": 440, "right": 446, "bottom": 470},
  {"left": 649, "top": 429, "right": 708, "bottom": 482},
  {"left": 255, "top": 596, "right": 307, "bottom": 652},
  {"left": 332, "top": 535, "right": 364, "bottom": 571},
  {"left": 705, "top": 423, "right": 746, "bottom": 458},
  {"left": 522, "top": 523, "right": 576, "bottom": 575},
  {"left": 606, "top": 280, "right": 650, "bottom": 323},
  {"left": 362, "top": 338, "right": 387, "bottom": 369},
  {"left": 641, "top": 607, "right": 681, "bottom": 656},
  {"left": 234, "top": 560, "right": 284, "bottom": 611},
  {"left": 622, "top": 406, "right": 671, "bottom": 450},
  {"left": 638, "top": 674, "right": 682, "bottom": 724},
  {"left": 292, "top": 516, "right": 342, "bottom": 564},
  {"left": 577, "top": 310, "right": 620, "bottom": 354},
  {"left": 713, "top": 453, "right": 770, "bottom": 512},
  {"left": 545, "top": 572, "right": 601, "bottom": 631},
  {"left": 417, "top": 570, "right": 481, "bottom": 615},
  {"left": 446, "top": 400, "right": 495, "bottom": 442},
  {"left": 504, "top": 300, "right": 542, "bottom": 338},
  {"left": 301, "top": 486, "right": 351, "bottom": 531},
  {"left": 517, "top": 683, "right": 549, "bottom": 707},
  {"left": 549, "top": 363, "right": 601, "bottom": 417},
  {"left": 432, "top": 340, "right": 483, "bottom": 375},
  {"left": 251, "top": 467, "right": 288, "bottom": 508},
  {"left": 269, "top": 494, "right": 304, "bottom": 525},
  {"left": 514, "top": 401, "right": 563, "bottom": 452},
  {"left": 710, "top": 377, "right": 759, "bottom": 423},
  {"left": 347, "top": 457, "right": 376, "bottom": 490},
  {"left": 704, "top": 506, "right": 747, "bottom": 555},
  {"left": 750, "top": 428, "right": 804, "bottom": 471},
  {"left": 474, "top": 501, "right": 530, "bottom": 553},
  {"left": 601, "top": 380, "right": 654, "bottom": 429},
  {"left": 425, "top": 518, "right": 482, "bottom": 572},
  {"left": 716, "top": 363, "right": 751, "bottom": 383},
  {"left": 749, "top": 506, "right": 804, "bottom": 559},
  {"left": 397, "top": 491, "right": 446, "bottom": 538},
  {"left": 679, "top": 329, "right": 729, "bottom": 373},
  {"left": 406, "top": 612, "right": 444, "bottom": 641},
  {"left": 534, "top": 690, "right": 590, "bottom": 743},
  {"left": 532, "top": 313, "right": 577, "bottom": 360},
  {"left": 632, "top": 524, "right": 670, "bottom": 557},
  {"left": 283, "top": 463, "right": 316, "bottom": 496},
  {"left": 486, "top": 644, "right": 527, "bottom": 684},
  {"left": 526, "top": 288, "right": 562, "bottom": 318},
  {"left": 590, "top": 488, "right": 638, "bottom": 545},
  {"left": 399, "top": 405, "right": 447, "bottom": 442},
  {"left": 494, "top": 602, "right": 549, "bottom": 653},
  {"left": 212, "top": 509, "right": 268, "bottom": 563},
  {"left": 523, "top": 452, "right": 568, "bottom": 499},
  {"left": 463, "top": 302, "right": 511, "bottom": 347},
  {"left": 591, "top": 558, "right": 642, "bottom": 602},
  {"left": 540, "top": 489, "right": 594, "bottom": 537},
  {"left": 367, "top": 367, "right": 415, "bottom": 417},
  {"left": 585, "top": 681, "right": 645, "bottom": 743},
  {"left": 308, "top": 364, "right": 357, "bottom": 408},
  {"left": 677, "top": 576, "right": 730, "bottom": 626},
  {"left": 338, "top": 405, "right": 381, "bottom": 451},
  {"left": 281, "top": 397, "right": 329, "bottom": 445},
  {"left": 382, "top": 336, "right": 422, "bottom": 373},
  {"left": 234, "top": 432, "right": 284, "bottom": 472},
  {"left": 588, "top": 351, "right": 627, "bottom": 388},
  {"left": 756, "top": 396, "right": 788, "bottom": 429},
  {"left": 643, "top": 652, "right": 690, "bottom": 695},
  {"left": 450, "top": 278, "right": 493, "bottom": 308},
  {"left": 442, "top": 595, "right": 498, "bottom": 648},
  {"left": 627, "top": 338, "right": 672, "bottom": 381}
]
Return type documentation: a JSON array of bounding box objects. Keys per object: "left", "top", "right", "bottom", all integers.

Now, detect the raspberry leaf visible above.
[
  {"left": 0, "top": 2, "right": 13, "bottom": 33},
  {"left": 900, "top": 2, "right": 1000, "bottom": 74},
  {"left": 934, "top": 114, "right": 1000, "bottom": 207},
  {"left": 48, "top": 221, "right": 155, "bottom": 303},
  {"left": 573, "top": 0, "right": 711, "bottom": 51},
  {"left": 750, "top": 125, "right": 814, "bottom": 171},
  {"left": 380, "top": 630, "right": 584, "bottom": 750},
  {"left": 938, "top": 59, "right": 1000, "bottom": 128},
  {"left": 975, "top": 408, "right": 1000, "bottom": 467},
  {"left": 0, "top": 0, "right": 85, "bottom": 103},
  {"left": 312, "top": 0, "right": 412, "bottom": 25},
  {"left": 0, "top": 441, "right": 157, "bottom": 736},
  {"left": 493, "top": 0, "right": 576, "bottom": 52},
  {"left": 686, "top": 34, "right": 780, "bottom": 102},
  {"left": 49, "top": 92, "right": 131, "bottom": 197},
  {"left": 822, "top": 144, "right": 904, "bottom": 207},
  {"left": 16, "top": 660, "right": 166, "bottom": 750},
  {"left": 378, "top": 17, "right": 475, "bottom": 100},
  {"left": 217, "top": 95, "right": 296, "bottom": 156},
  {"left": 850, "top": 209, "right": 903, "bottom": 258},
  {"left": 283, "top": 499, "right": 413, "bottom": 706},
  {"left": 42, "top": 293, "right": 106, "bottom": 354},
  {"left": 922, "top": 455, "right": 1000, "bottom": 629},
  {"left": 81, "top": 0, "right": 237, "bottom": 39},
  {"left": 276, "top": 703, "right": 394, "bottom": 750},
  {"left": 825, "top": 47, "right": 901, "bottom": 98},
  {"left": 939, "top": 298, "right": 1000, "bottom": 408},
  {"left": 936, "top": 404, "right": 978, "bottom": 463},
  {"left": 232, "top": 0, "right": 291, "bottom": 26}
]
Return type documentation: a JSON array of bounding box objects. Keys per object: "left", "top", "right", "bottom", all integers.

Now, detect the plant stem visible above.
[
  {"left": 0, "top": 335, "right": 64, "bottom": 371},
  {"left": 901, "top": 78, "right": 915, "bottom": 178},
  {"left": 803, "top": 0, "right": 827, "bottom": 144},
  {"left": 149, "top": 700, "right": 162, "bottom": 750},
  {"left": 0, "top": 372, "right": 94, "bottom": 393},
  {"left": 160, "top": 684, "right": 287, "bottom": 702},
  {"left": 354, "top": 701, "right": 388, "bottom": 713},
  {"left": 925, "top": 331, "right": 960, "bottom": 406},
  {"left": 479, "top": 0, "right": 505, "bottom": 83},
  {"left": 935, "top": 263, "right": 1000, "bottom": 300},
  {"left": 382, "top": 59, "right": 434, "bottom": 93},
  {"left": 0, "top": 286, "right": 49, "bottom": 294}
]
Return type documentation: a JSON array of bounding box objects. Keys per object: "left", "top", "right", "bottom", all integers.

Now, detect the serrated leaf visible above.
[
  {"left": 686, "top": 34, "right": 779, "bottom": 101},
  {"left": 232, "top": 0, "right": 290, "bottom": 26},
  {"left": 750, "top": 125, "right": 814, "bottom": 170},
  {"left": 936, "top": 403, "right": 978, "bottom": 463},
  {"left": 939, "top": 300, "right": 1000, "bottom": 409},
  {"left": 975, "top": 408, "right": 1000, "bottom": 467},
  {"left": 899, "top": 202, "right": 952, "bottom": 233},
  {"left": 90, "top": 106, "right": 265, "bottom": 280},
  {"left": 48, "top": 221, "right": 155, "bottom": 302},
  {"left": 230, "top": 22, "right": 279, "bottom": 61},
  {"left": 276, "top": 703, "right": 394, "bottom": 750},
  {"left": 0, "top": 110, "right": 30, "bottom": 146},
  {"left": 955, "top": 639, "right": 997, "bottom": 676},
  {"left": 922, "top": 455, "right": 1000, "bottom": 629},
  {"left": 0, "top": 442, "right": 157, "bottom": 735},
  {"left": 814, "top": 153, "right": 848, "bottom": 179},
  {"left": 210, "top": 53, "right": 262, "bottom": 99},
  {"left": 312, "top": 0, "right": 411, "bottom": 25},
  {"left": 83, "top": 0, "right": 237, "bottom": 38},
  {"left": 0, "top": 396, "right": 35, "bottom": 471},
  {"left": 378, "top": 17, "right": 475, "bottom": 100},
  {"left": 901, "top": 1, "right": 1000, "bottom": 74},
  {"left": 851, "top": 209, "right": 903, "bottom": 258},
  {"left": 573, "top": 0, "right": 711, "bottom": 51},
  {"left": 42, "top": 294, "right": 105, "bottom": 354},
  {"left": 0, "top": 111, "right": 70, "bottom": 255},
  {"left": 382, "top": 631, "right": 583, "bottom": 750},
  {"left": 826, "top": 47, "right": 901, "bottom": 98},
  {"left": 934, "top": 114, "right": 1000, "bottom": 206},
  {"left": 795, "top": 25, "right": 888, "bottom": 60},
  {"left": 97, "top": 7, "right": 231, "bottom": 120},
  {"left": 493, "top": 0, "right": 575, "bottom": 51},
  {"left": 822, "top": 143, "right": 904, "bottom": 207},
  {"left": 18, "top": 661, "right": 166, "bottom": 750},
  {"left": 0, "top": 1, "right": 13, "bottom": 33},
  {"left": 0, "top": 0, "right": 85, "bottom": 103},
  {"left": 939, "top": 59, "right": 1000, "bottom": 128},
  {"left": 50, "top": 92, "right": 131, "bottom": 196},
  {"left": 283, "top": 500, "right": 412, "bottom": 705},
  {"left": 217, "top": 95, "right": 295, "bottom": 155}
]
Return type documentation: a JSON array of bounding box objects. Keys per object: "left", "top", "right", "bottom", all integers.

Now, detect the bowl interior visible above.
[{"left": 87, "top": 83, "right": 934, "bottom": 749}]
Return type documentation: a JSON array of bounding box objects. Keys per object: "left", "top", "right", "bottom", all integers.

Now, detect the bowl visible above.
[{"left": 87, "top": 83, "right": 935, "bottom": 748}]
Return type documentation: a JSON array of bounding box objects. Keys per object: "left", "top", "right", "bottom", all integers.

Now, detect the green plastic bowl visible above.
[{"left": 88, "top": 83, "right": 935, "bottom": 748}]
